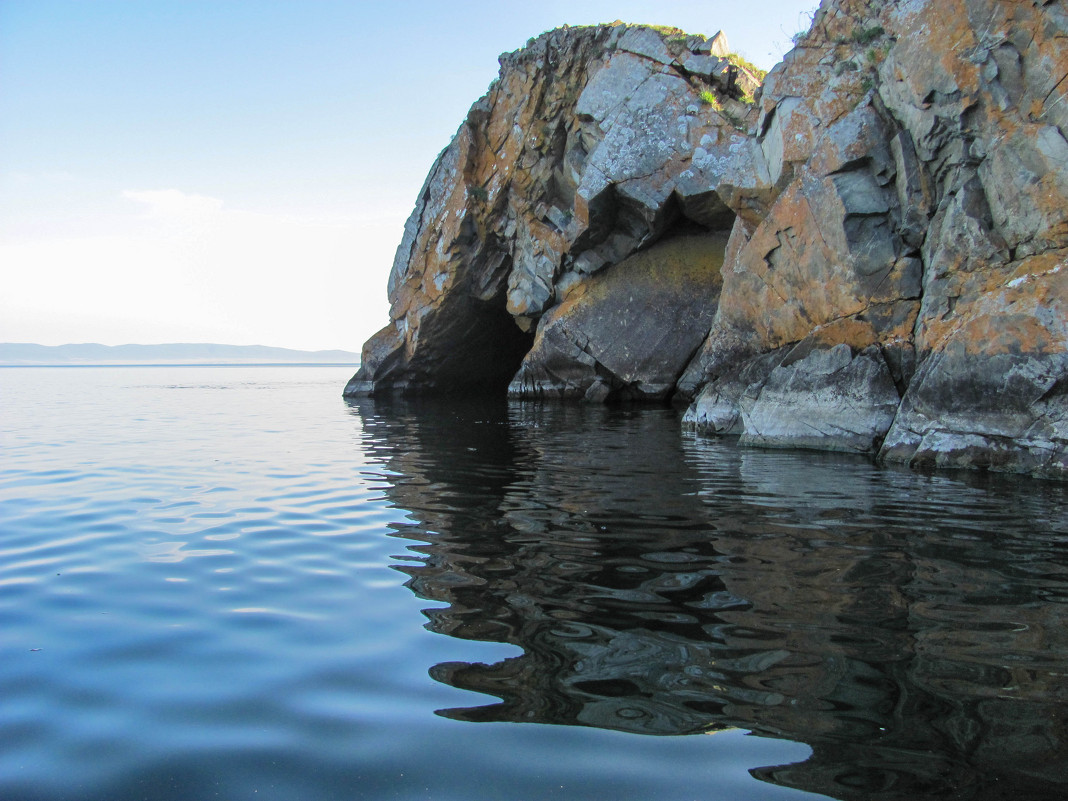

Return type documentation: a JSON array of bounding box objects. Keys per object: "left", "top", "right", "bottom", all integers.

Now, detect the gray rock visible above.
[
  {"left": 617, "top": 26, "right": 676, "bottom": 66},
  {"left": 707, "top": 31, "right": 730, "bottom": 58},
  {"left": 738, "top": 344, "right": 900, "bottom": 454},
  {"left": 760, "top": 97, "right": 803, "bottom": 188},
  {"left": 682, "top": 348, "right": 787, "bottom": 434},
  {"left": 575, "top": 53, "right": 651, "bottom": 127},
  {"left": 979, "top": 125, "right": 1068, "bottom": 258},
  {"left": 679, "top": 54, "right": 728, "bottom": 82},
  {"left": 509, "top": 234, "right": 726, "bottom": 402},
  {"left": 881, "top": 302, "right": 1068, "bottom": 477}
]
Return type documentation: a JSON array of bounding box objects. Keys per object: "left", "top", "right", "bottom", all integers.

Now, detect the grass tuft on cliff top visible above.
[{"left": 727, "top": 53, "right": 768, "bottom": 82}]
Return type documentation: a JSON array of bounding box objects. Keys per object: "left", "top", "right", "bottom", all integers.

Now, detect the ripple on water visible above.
[{"left": 3, "top": 369, "right": 1068, "bottom": 801}]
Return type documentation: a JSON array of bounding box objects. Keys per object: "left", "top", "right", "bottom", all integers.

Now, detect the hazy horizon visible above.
[
  {"left": 0, "top": 339, "right": 362, "bottom": 350},
  {"left": 0, "top": 341, "right": 361, "bottom": 365}
]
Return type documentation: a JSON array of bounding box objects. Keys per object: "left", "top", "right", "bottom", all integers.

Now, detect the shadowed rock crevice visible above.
[{"left": 346, "top": 294, "right": 535, "bottom": 398}]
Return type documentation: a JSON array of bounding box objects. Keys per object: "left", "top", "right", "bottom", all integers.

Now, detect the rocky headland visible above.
[{"left": 345, "top": 0, "right": 1068, "bottom": 479}]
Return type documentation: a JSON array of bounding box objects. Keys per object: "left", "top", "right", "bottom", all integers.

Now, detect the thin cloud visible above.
[{"left": 2, "top": 187, "right": 397, "bottom": 350}]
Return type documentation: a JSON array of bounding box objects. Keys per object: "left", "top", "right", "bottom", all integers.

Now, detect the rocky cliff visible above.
[{"left": 345, "top": 0, "right": 1068, "bottom": 478}]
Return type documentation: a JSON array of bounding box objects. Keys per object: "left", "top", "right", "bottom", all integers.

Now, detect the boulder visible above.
[
  {"left": 508, "top": 234, "right": 726, "bottom": 402},
  {"left": 684, "top": 320, "right": 902, "bottom": 454},
  {"left": 739, "top": 343, "right": 900, "bottom": 454}
]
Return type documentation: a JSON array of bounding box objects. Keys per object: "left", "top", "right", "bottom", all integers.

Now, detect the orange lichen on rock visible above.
[{"left": 347, "top": 2, "right": 1068, "bottom": 477}]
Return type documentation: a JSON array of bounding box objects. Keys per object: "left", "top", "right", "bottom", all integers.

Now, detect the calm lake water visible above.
[{"left": 2, "top": 366, "right": 1067, "bottom": 801}]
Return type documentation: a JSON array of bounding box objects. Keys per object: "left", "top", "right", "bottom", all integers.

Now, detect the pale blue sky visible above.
[{"left": 1, "top": 1, "right": 818, "bottom": 351}]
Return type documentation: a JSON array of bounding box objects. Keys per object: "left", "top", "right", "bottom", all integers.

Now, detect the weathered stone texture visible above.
[
  {"left": 349, "top": 1, "right": 1068, "bottom": 477},
  {"left": 509, "top": 233, "right": 727, "bottom": 402},
  {"left": 682, "top": 0, "right": 1068, "bottom": 477},
  {"left": 347, "top": 23, "right": 753, "bottom": 398}
]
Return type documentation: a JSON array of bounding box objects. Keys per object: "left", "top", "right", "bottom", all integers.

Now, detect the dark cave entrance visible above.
[
  {"left": 660, "top": 188, "right": 737, "bottom": 241},
  {"left": 420, "top": 300, "right": 536, "bottom": 397}
]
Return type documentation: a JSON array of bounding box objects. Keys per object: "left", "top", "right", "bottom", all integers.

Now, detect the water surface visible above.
[{"left": 2, "top": 367, "right": 1066, "bottom": 800}]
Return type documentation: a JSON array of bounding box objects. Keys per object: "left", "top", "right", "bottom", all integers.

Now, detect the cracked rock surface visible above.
[{"left": 347, "top": 2, "right": 1068, "bottom": 478}]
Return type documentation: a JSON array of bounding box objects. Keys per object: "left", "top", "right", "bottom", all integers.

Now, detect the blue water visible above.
[{"left": 2, "top": 366, "right": 1066, "bottom": 800}]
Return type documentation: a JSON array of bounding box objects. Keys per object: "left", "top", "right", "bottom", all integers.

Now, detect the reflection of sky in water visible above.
[
  {"left": 140, "top": 542, "right": 233, "bottom": 562},
  {"left": 358, "top": 398, "right": 1068, "bottom": 801}
]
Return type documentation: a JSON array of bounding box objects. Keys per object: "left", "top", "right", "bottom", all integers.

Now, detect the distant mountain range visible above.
[{"left": 0, "top": 343, "right": 361, "bottom": 366}]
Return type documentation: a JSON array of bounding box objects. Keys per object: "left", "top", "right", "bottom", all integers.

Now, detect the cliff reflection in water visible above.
[{"left": 349, "top": 398, "right": 1068, "bottom": 801}]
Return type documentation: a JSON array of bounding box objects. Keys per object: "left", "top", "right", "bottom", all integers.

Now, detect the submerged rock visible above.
[{"left": 347, "top": 2, "right": 1068, "bottom": 478}]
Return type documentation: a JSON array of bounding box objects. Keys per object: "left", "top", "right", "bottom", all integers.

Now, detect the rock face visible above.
[
  {"left": 346, "top": 1, "right": 1068, "bottom": 478},
  {"left": 345, "top": 23, "right": 760, "bottom": 400}
]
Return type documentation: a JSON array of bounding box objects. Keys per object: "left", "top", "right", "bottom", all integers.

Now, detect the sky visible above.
[{"left": 0, "top": 1, "right": 819, "bottom": 352}]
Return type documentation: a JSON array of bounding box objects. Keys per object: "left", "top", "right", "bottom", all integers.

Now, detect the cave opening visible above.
[
  {"left": 420, "top": 300, "right": 536, "bottom": 397},
  {"left": 658, "top": 188, "right": 737, "bottom": 242}
]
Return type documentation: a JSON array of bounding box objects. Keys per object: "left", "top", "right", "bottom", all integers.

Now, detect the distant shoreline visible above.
[
  {"left": 0, "top": 362, "right": 359, "bottom": 368},
  {"left": 0, "top": 342, "right": 362, "bottom": 367}
]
